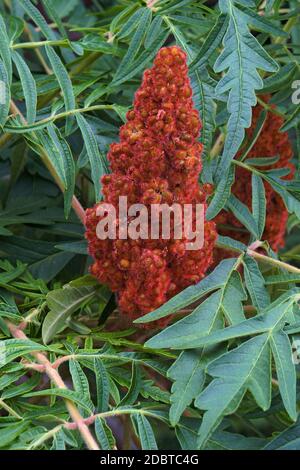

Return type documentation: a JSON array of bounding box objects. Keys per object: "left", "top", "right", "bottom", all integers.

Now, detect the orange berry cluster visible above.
[{"left": 85, "top": 46, "right": 217, "bottom": 326}]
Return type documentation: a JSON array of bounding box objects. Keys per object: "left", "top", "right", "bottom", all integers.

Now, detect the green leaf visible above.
[
  {"left": 132, "top": 414, "right": 158, "bottom": 450},
  {"left": 214, "top": 0, "right": 278, "bottom": 174},
  {"left": 265, "top": 0, "right": 277, "bottom": 11},
  {"left": 168, "top": 351, "right": 205, "bottom": 426},
  {"left": 46, "top": 124, "right": 75, "bottom": 218},
  {"left": 159, "top": 0, "right": 195, "bottom": 14},
  {"left": 195, "top": 334, "right": 271, "bottom": 448},
  {"left": 7, "top": 15, "right": 25, "bottom": 42},
  {"left": 281, "top": 106, "right": 300, "bottom": 132},
  {"left": 239, "top": 109, "right": 267, "bottom": 161},
  {"left": 146, "top": 291, "right": 224, "bottom": 350},
  {"left": 35, "top": 125, "right": 75, "bottom": 218},
  {"left": 190, "top": 293, "right": 298, "bottom": 348},
  {"left": 12, "top": 51, "right": 37, "bottom": 124},
  {"left": 135, "top": 258, "right": 238, "bottom": 324},
  {"left": 265, "top": 273, "right": 300, "bottom": 285},
  {"left": 0, "top": 226, "right": 12, "bottom": 236},
  {"left": 264, "top": 417, "right": 300, "bottom": 450},
  {"left": 221, "top": 270, "right": 247, "bottom": 325},
  {"left": 193, "top": 293, "right": 298, "bottom": 447},
  {"left": 79, "top": 35, "right": 122, "bottom": 55},
  {"left": 216, "top": 235, "right": 247, "bottom": 253},
  {"left": 235, "top": 4, "right": 288, "bottom": 37},
  {"left": 252, "top": 174, "right": 266, "bottom": 239},
  {"left": 190, "top": 14, "right": 229, "bottom": 71},
  {"left": 163, "top": 16, "right": 191, "bottom": 56},
  {"left": 43, "top": 0, "right": 68, "bottom": 38},
  {"left": 52, "top": 429, "right": 66, "bottom": 450},
  {"left": 245, "top": 156, "right": 279, "bottom": 167},
  {"left": 176, "top": 419, "right": 198, "bottom": 450},
  {"left": 76, "top": 114, "right": 105, "bottom": 201},
  {"left": 29, "top": 251, "right": 75, "bottom": 282},
  {"left": 110, "top": 3, "right": 138, "bottom": 35},
  {"left": 42, "top": 283, "right": 97, "bottom": 344},
  {"left": 1, "top": 373, "right": 40, "bottom": 399},
  {"left": 145, "top": 16, "right": 163, "bottom": 50},
  {"left": 117, "top": 8, "right": 143, "bottom": 40},
  {"left": 0, "top": 422, "right": 29, "bottom": 448},
  {"left": 262, "top": 63, "right": 296, "bottom": 93},
  {"left": 0, "top": 60, "right": 10, "bottom": 127},
  {"left": 111, "top": 29, "right": 169, "bottom": 87},
  {"left": 19, "top": 0, "right": 56, "bottom": 40},
  {"left": 24, "top": 388, "right": 94, "bottom": 413},
  {"left": 208, "top": 430, "right": 267, "bottom": 450},
  {"left": 45, "top": 45, "right": 75, "bottom": 133},
  {"left": 0, "top": 13, "right": 12, "bottom": 83},
  {"left": 55, "top": 240, "right": 87, "bottom": 255},
  {"left": 119, "top": 362, "right": 142, "bottom": 406},
  {"left": 113, "top": 8, "right": 152, "bottom": 84},
  {"left": 95, "top": 418, "right": 116, "bottom": 450},
  {"left": 94, "top": 358, "right": 110, "bottom": 413},
  {"left": 191, "top": 69, "right": 217, "bottom": 162},
  {"left": 243, "top": 255, "right": 270, "bottom": 311},
  {"left": 270, "top": 331, "right": 297, "bottom": 421},
  {"left": 44, "top": 0, "right": 77, "bottom": 19},
  {"left": 0, "top": 262, "right": 27, "bottom": 284},
  {"left": 227, "top": 194, "right": 259, "bottom": 239},
  {"left": 0, "top": 339, "right": 47, "bottom": 365},
  {"left": 146, "top": 265, "right": 245, "bottom": 350},
  {"left": 206, "top": 166, "right": 235, "bottom": 219},
  {"left": 69, "top": 360, "right": 90, "bottom": 400}
]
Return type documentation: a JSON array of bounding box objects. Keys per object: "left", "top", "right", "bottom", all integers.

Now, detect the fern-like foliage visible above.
[
  {"left": 210, "top": 0, "right": 279, "bottom": 213},
  {"left": 0, "top": 0, "right": 299, "bottom": 453}
]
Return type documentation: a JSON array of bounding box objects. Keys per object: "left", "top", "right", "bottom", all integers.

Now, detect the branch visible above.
[
  {"left": 216, "top": 239, "right": 300, "bottom": 274},
  {"left": 146, "top": 0, "right": 159, "bottom": 11},
  {"left": 6, "top": 321, "right": 99, "bottom": 450},
  {"left": 6, "top": 104, "right": 114, "bottom": 132},
  {"left": 247, "top": 249, "right": 300, "bottom": 274},
  {"left": 210, "top": 132, "right": 225, "bottom": 159}
]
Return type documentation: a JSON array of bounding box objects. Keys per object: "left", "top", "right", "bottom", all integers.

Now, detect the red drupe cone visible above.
[
  {"left": 85, "top": 46, "right": 217, "bottom": 327},
  {"left": 214, "top": 98, "right": 294, "bottom": 264}
]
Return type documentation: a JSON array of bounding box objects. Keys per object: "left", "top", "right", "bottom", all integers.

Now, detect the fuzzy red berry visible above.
[{"left": 85, "top": 46, "right": 217, "bottom": 327}]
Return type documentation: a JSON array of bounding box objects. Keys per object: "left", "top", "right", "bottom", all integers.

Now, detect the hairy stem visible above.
[
  {"left": 216, "top": 239, "right": 300, "bottom": 274},
  {"left": 6, "top": 104, "right": 114, "bottom": 132},
  {"left": 12, "top": 39, "right": 69, "bottom": 49},
  {"left": 6, "top": 321, "right": 99, "bottom": 450},
  {"left": 210, "top": 132, "right": 225, "bottom": 159},
  {"left": 247, "top": 249, "right": 300, "bottom": 274}
]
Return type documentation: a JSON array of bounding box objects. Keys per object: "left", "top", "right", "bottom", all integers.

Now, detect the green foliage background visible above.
[{"left": 0, "top": 0, "right": 300, "bottom": 450}]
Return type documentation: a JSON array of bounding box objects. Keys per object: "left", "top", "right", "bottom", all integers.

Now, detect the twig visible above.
[
  {"left": 146, "top": 0, "right": 159, "bottom": 11},
  {"left": 0, "top": 398, "right": 23, "bottom": 419},
  {"left": 256, "top": 97, "right": 285, "bottom": 118},
  {"left": 64, "top": 407, "right": 162, "bottom": 430},
  {"left": 52, "top": 354, "right": 76, "bottom": 369},
  {"left": 6, "top": 104, "right": 114, "bottom": 131},
  {"left": 274, "top": 16, "right": 299, "bottom": 44},
  {"left": 210, "top": 132, "right": 225, "bottom": 159},
  {"left": 247, "top": 249, "right": 300, "bottom": 274},
  {"left": 216, "top": 239, "right": 300, "bottom": 274},
  {"left": 12, "top": 39, "right": 68, "bottom": 50},
  {"left": 6, "top": 321, "right": 99, "bottom": 450}
]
